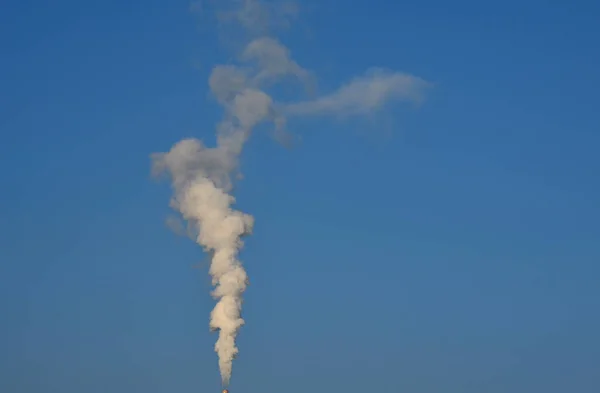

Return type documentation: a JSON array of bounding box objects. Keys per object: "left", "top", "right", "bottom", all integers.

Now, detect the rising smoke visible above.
[{"left": 151, "top": 0, "right": 430, "bottom": 386}]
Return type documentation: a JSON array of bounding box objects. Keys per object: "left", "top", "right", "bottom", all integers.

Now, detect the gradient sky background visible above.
[{"left": 1, "top": 0, "right": 599, "bottom": 392}]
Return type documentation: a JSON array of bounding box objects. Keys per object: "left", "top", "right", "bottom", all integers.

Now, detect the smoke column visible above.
[
  {"left": 151, "top": 5, "right": 292, "bottom": 385},
  {"left": 151, "top": 0, "right": 430, "bottom": 386},
  {"left": 150, "top": 88, "right": 272, "bottom": 385}
]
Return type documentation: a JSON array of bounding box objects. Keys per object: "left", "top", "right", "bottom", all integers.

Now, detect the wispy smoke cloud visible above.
[
  {"left": 152, "top": 0, "right": 430, "bottom": 386},
  {"left": 285, "top": 68, "right": 430, "bottom": 117},
  {"left": 242, "top": 37, "right": 311, "bottom": 85},
  {"left": 217, "top": 0, "right": 299, "bottom": 32}
]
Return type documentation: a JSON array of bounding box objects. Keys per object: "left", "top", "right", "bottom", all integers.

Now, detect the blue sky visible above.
[{"left": 1, "top": 0, "right": 599, "bottom": 392}]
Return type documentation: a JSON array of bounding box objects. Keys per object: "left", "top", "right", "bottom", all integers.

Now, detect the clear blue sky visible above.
[{"left": 1, "top": 0, "right": 599, "bottom": 392}]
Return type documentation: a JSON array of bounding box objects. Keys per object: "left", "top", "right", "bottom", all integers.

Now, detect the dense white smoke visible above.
[{"left": 152, "top": 0, "right": 430, "bottom": 386}]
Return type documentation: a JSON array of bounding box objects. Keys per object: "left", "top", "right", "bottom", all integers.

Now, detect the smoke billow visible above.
[{"left": 152, "top": 0, "right": 430, "bottom": 386}]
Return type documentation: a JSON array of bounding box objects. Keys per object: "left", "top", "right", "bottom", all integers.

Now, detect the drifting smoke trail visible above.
[{"left": 152, "top": 0, "right": 430, "bottom": 386}]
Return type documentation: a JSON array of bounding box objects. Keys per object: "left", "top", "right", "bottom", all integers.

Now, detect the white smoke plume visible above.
[{"left": 152, "top": 0, "right": 430, "bottom": 386}]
